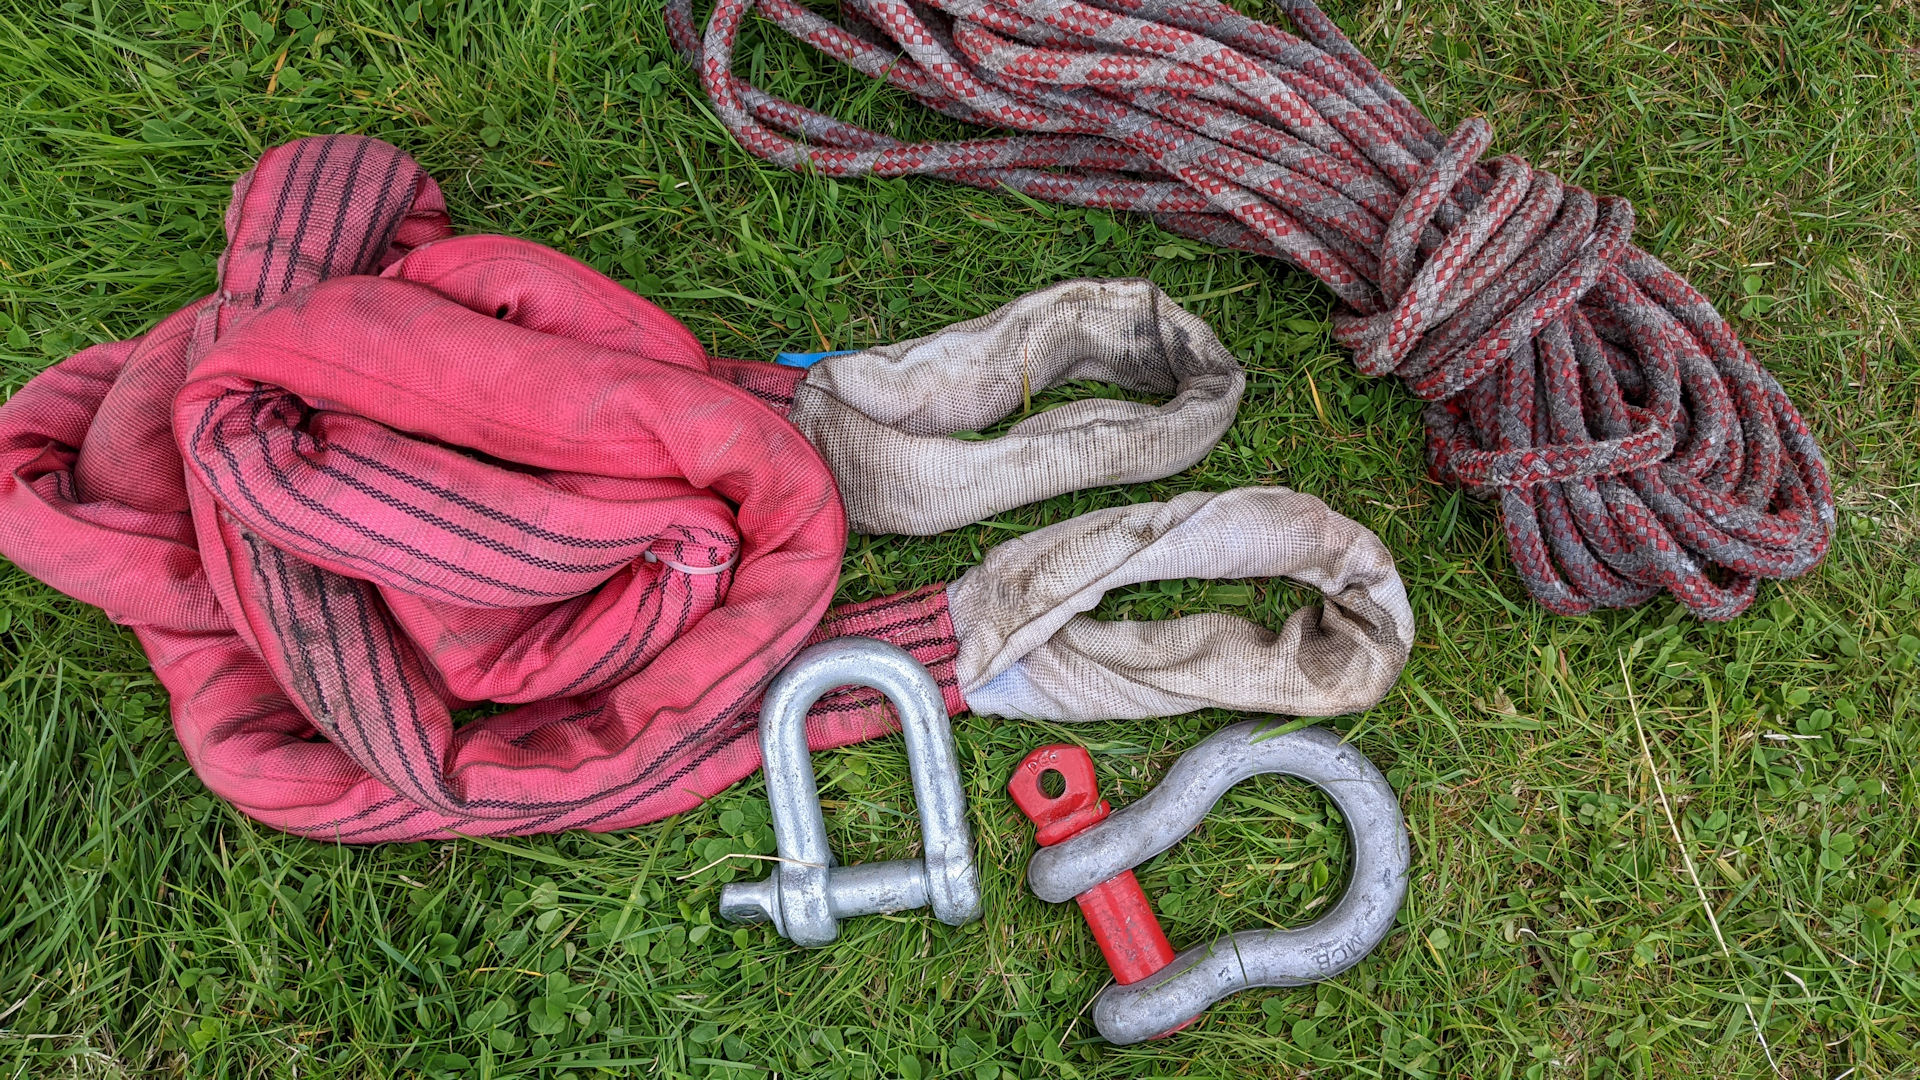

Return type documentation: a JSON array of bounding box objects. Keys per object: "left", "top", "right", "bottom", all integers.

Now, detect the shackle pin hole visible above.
[{"left": 1038, "top": 769, "right": 1067, "bottom": 799}]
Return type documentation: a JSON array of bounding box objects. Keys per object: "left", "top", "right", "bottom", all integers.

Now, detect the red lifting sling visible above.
[{"left": 0, "top": 136, "right": 959, "bottom": 841}]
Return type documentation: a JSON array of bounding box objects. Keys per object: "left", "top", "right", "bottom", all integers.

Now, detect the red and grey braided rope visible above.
[{"left": 667, "top": 0, "right": 1834, "bottom": 619}]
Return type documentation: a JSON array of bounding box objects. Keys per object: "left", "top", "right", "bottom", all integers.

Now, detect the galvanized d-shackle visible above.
[
  {"left": 721, "top": 637, "right": 982, "bottom": 946},
  {"left": 1009, "top": 722, "right": 1409, "bottom": 1044}
]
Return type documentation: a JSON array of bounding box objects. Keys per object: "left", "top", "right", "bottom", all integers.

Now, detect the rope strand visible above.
[{"left": 668, "top": 0, "right": 1834, "bottom": 619}]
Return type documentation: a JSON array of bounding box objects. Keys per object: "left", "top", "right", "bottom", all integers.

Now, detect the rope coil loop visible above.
[{"left": 670, "top": 0, "right": 1835, "bottom": 619}]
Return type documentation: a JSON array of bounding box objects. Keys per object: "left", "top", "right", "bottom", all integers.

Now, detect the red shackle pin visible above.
[{"left": 1008, "top": 745, "right": 1186, "bottom": 1017}]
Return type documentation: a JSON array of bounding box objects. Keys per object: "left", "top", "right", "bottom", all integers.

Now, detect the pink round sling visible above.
[{"left": 0, "top": 135, "right": 959, "bottom": 841}]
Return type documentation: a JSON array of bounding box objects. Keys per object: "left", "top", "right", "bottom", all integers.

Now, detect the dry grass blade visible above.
[{"left": 1622, "top": 652, "right": 1784, "bottom": 1079}]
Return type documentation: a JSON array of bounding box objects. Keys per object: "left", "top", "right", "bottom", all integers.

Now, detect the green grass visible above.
[{"left": 2, "top": 0, "right": 1917, "bottom": 1076}]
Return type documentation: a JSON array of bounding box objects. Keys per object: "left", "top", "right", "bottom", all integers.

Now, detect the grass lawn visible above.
[{"left": 2, "top": 0, "right": 1917, "bottom": 1076}]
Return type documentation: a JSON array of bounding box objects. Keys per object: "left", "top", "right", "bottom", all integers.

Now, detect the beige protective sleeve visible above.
[
  {"left": 945, "top": 488, "right": 1414, "bottom": 721},
  {"left": 786, "top": 278, "right": 1245, "bottom": 535}
]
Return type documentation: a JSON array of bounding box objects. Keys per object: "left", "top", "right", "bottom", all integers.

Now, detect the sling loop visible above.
[
  {"left": 790, "top": 278, "right": 1243, "bottom": 535},
  {"left": 948, "top": 487, "right": 1412, "bottom": 721}
]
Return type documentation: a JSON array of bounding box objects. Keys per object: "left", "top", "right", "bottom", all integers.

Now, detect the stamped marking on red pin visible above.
[{"left": 1009, "top": 745, "right": 1183, "bottom": 1000}]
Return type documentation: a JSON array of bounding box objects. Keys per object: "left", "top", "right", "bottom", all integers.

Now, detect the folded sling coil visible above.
[
  {"left": 0, "top": 136, "right": 1410, "bottom": 842},
  {"left": 668, "top": 0, "right": 1836, "bottom": 620}
]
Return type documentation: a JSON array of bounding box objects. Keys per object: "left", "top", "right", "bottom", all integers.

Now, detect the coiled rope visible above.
[{"left": 668, "top": 0, "right": 1835, "bottom": 618}]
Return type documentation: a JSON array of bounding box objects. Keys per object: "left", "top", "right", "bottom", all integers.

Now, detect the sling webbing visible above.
[
  {"left": 0, "top": 136, "right": 953, "bottom": 842},
  {"left": 789, "top": 277, "right": 1244, "bottom": 534},
  {"left": 948, "top": 487, "right": 1412, "bottom": 720},
  {"left": 780, "top": 300, "right": 1410, "bottom": 718},
  {"left": 669, "top": 0, "right": 1836, "bottom": 619}
]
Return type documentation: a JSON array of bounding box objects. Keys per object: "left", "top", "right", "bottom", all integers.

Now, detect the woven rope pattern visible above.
[{"left": 667, "top": 0, "right": 1835, "bottom": 619}]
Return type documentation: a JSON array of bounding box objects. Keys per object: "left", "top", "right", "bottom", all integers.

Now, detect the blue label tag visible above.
[{"left": 774, "top": 350, "right": 857, "bottom": 369}]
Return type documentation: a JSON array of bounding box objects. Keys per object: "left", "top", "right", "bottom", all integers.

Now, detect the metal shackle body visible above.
[
  {"left": 719, "top": 637, "right": 982, "bottom": 946},
  {"left": 1022, "top": 722, "right": 1409, "bottom": 1045}
]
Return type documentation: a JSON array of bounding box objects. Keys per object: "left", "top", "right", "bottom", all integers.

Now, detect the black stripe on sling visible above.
[
  {"left": 250, "top": 138, "right": 311, "bottom": 307},
  {"left": 278, "top": 135, "right": 338, "bottom": 297},
  {"left": 317, "top": 136, "right": 373, "bottom": 279}
]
